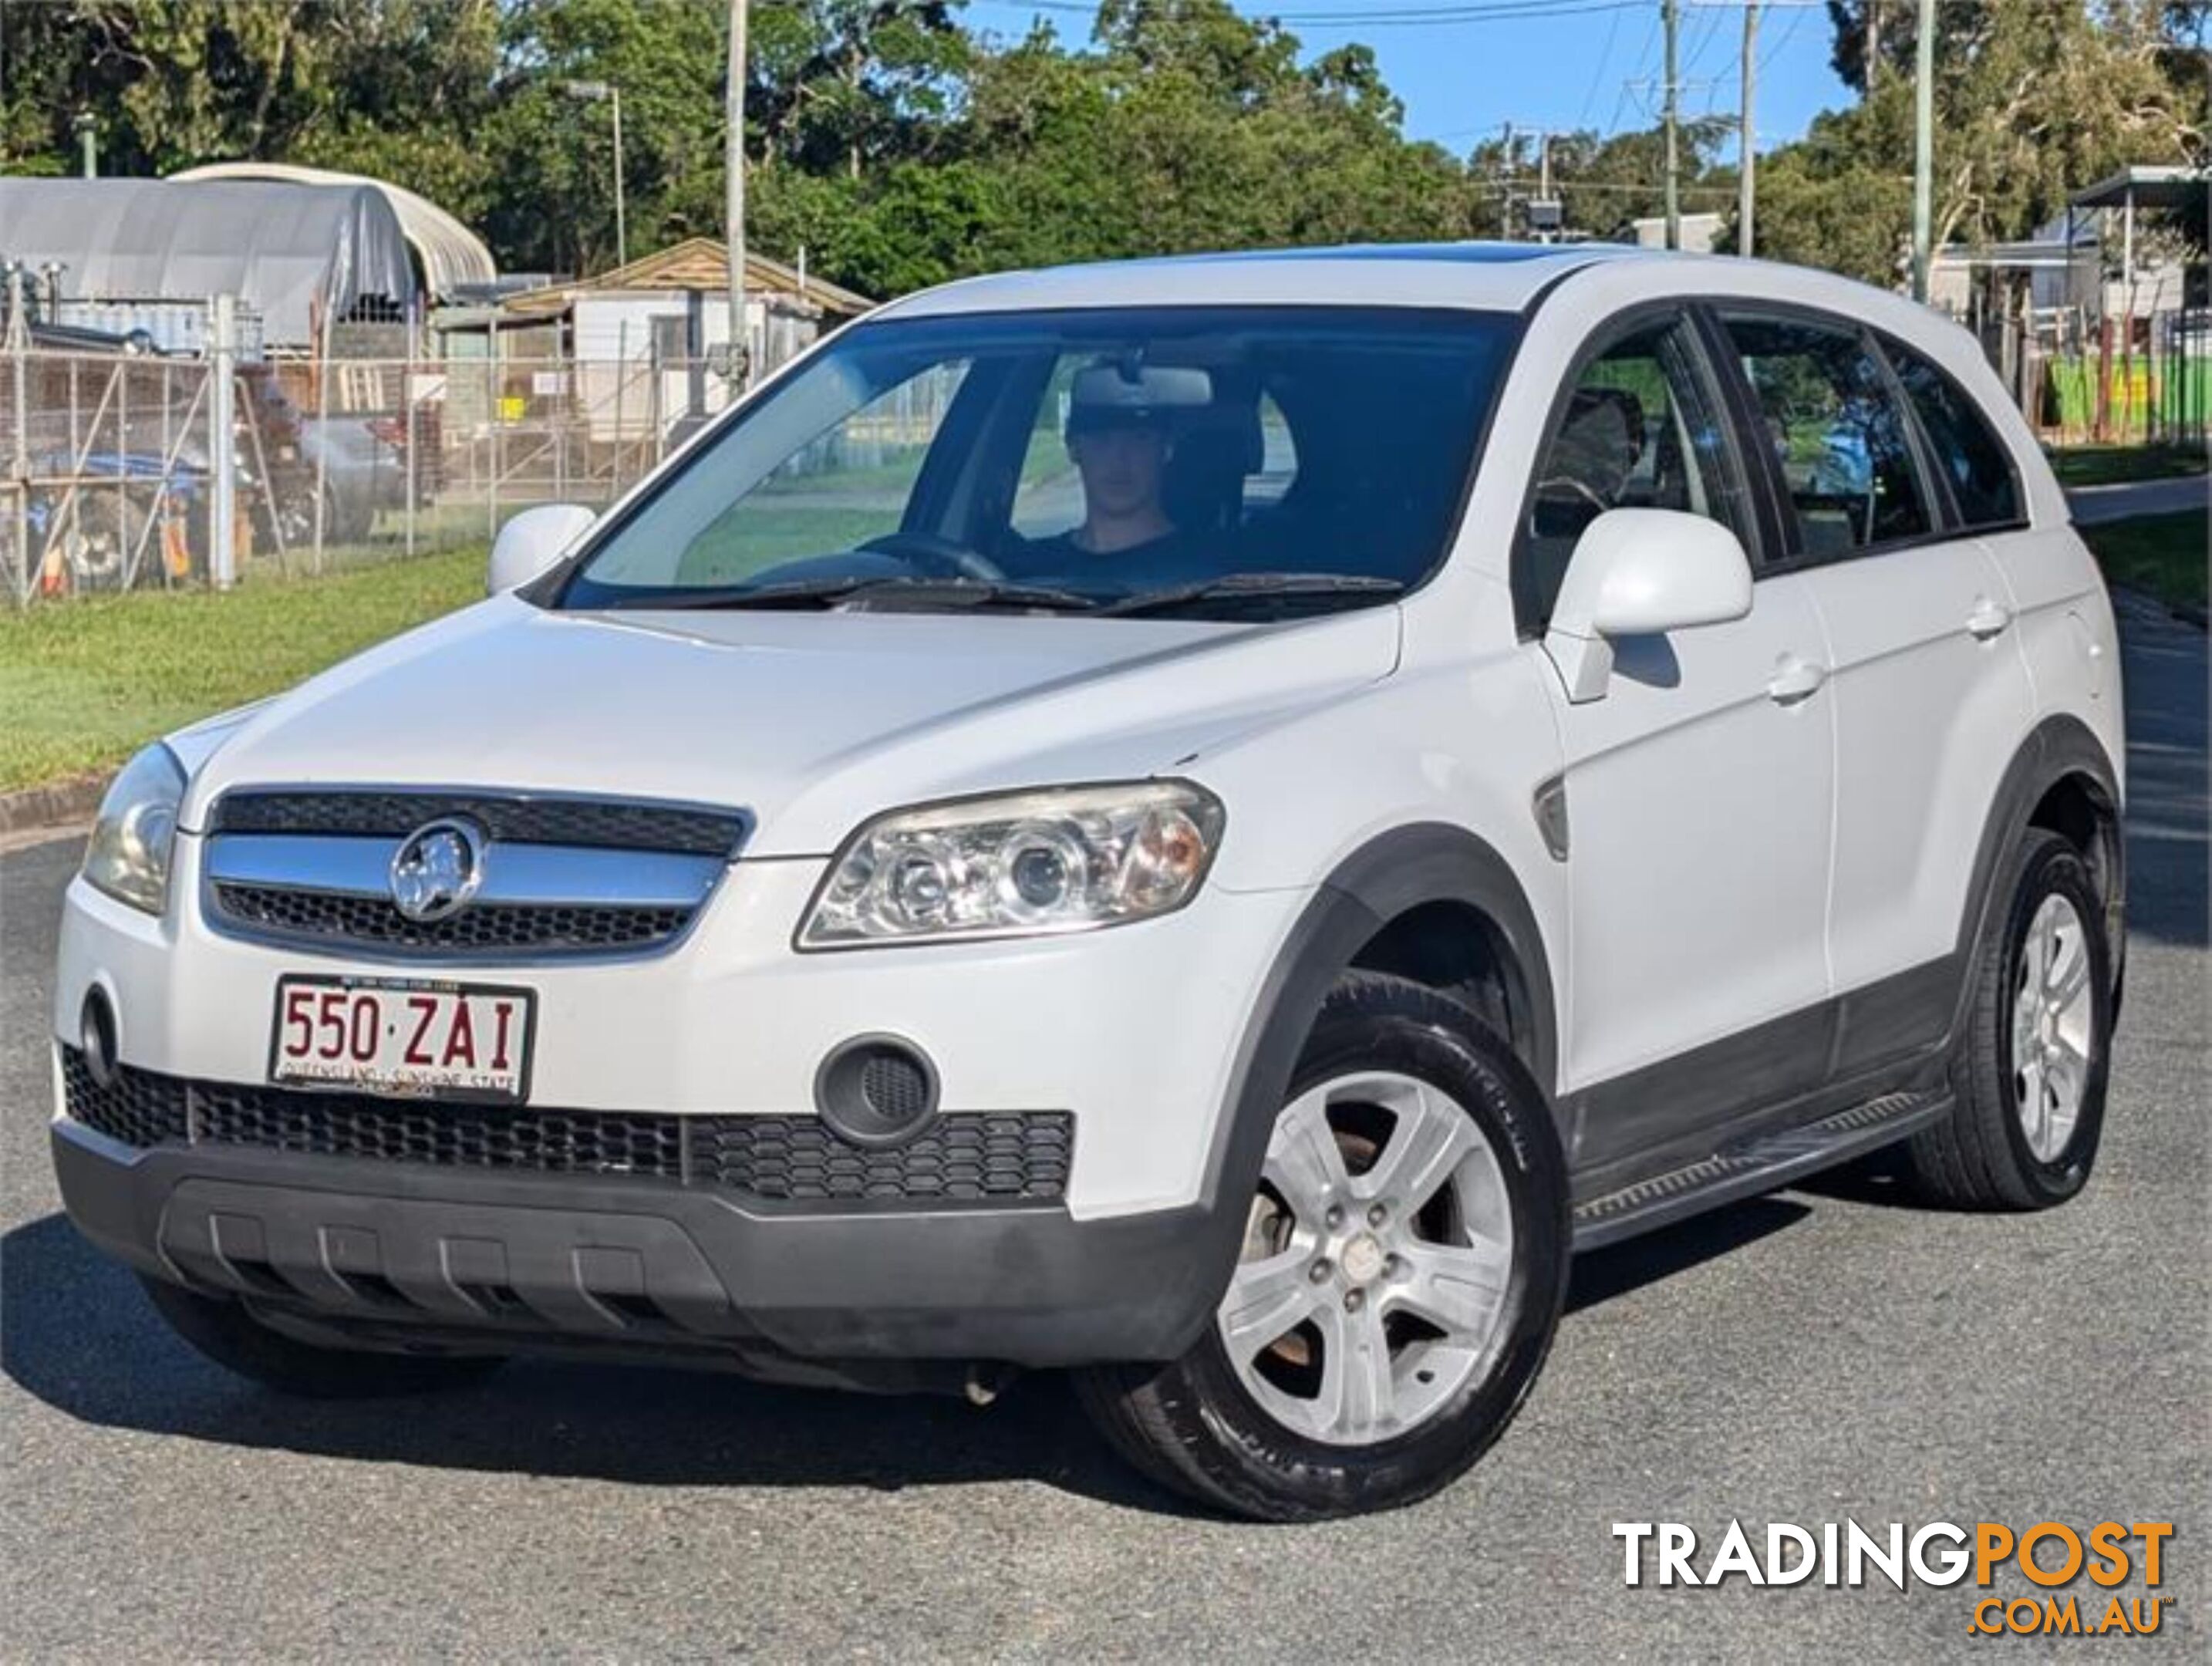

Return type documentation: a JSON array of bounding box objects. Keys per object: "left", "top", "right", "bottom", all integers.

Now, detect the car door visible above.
[
  {"left": 1714, "top": 309, "right": 2036, "bottom": 1077},
  {"left": 1518, "top": 307, "right": 1837, "bottom": 1170}
]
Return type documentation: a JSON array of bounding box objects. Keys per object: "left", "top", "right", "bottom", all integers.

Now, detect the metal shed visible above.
[
  {"left": 169, "top": 162, "right": 497, "bottom": 299},
  {"left": 0, "top": 177, "right": 417, "bottom": 348}
]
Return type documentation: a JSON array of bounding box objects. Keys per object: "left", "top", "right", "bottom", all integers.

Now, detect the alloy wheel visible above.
[
  {"left": 1216, "top": 1071, "right": 1516, "bottom": 1447},
  {"left": 2011, "top": 892, "right": 2096, "bottom": 1162}
]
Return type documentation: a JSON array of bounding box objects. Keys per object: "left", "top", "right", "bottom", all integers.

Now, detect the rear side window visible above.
[
  {"left": 1721, "top": 312, "right": 1932, "bottom": 558},
  {"left": 1886, "top": 343, "right": 2022, "bottom": 528}
]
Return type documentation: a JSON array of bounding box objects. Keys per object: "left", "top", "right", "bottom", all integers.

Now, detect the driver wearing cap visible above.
[{"left": 1018, "top": 363, "right": 1205, "bottom": 566}]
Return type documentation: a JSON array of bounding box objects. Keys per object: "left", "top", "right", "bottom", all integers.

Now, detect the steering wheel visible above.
[{"left": 858, "top": 531, "right": 1007, "bottom": 584}]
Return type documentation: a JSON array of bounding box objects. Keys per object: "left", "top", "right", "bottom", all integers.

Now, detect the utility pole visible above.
[
  {"left": 1910, "top": 0, "right": 1934, "bottom": 301},
  {"left": 1661, "top": 0, "right": 1681, "bottom": 250},
  {"left": 1738, "top": 1, "right": 1757, "bottom": 258},
  {"left": 725, "top": 0, "right": 750, "bottom": 390},
  {"left": 610, "top": 86, "right": 626, "bottom": 270},
  {"left": 1864, "top": 0, "right": 1881, "bottom": 95},
  {"left": 1497, "top": 122, "right": 1517, "bottom": 239}
]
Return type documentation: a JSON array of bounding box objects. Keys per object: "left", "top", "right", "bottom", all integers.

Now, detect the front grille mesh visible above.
[
  {"left": 59, "top": 1049, "right": 1071, "bottom": 1208},
  {"left": 211, "top": 882, "right": 690, "bottom": 955},
  {"left": 194, "top": 1080, "right": 689, "bottom": 1179},
  {"left": 60, "top": 1048, "right": 187, "bottom": 1148},
  {"left": 695, "top": 1114, "right": 1075, "bottom": 1203},
  {"left": 211, "top": 791, "right": 746, "bottom": 855}
]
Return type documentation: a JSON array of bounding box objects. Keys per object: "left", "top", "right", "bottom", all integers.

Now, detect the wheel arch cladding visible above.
[
  {"left": 1958, "top": 715, "right": 2125, "bottom": 1008},
  {"left": 1175, "top": 825, "right": 1561, "bottom": 1348}
]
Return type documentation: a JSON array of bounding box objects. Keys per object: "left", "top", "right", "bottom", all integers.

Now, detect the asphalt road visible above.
[{"left": 1, "top": 599, "right": 2204, "bottom": 1662}]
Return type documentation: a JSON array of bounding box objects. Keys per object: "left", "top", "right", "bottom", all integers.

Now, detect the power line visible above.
[
  {"left": 1575, "top": 3, "right": 1627, "bottom": 127},
  {"left": 1606, "top": 6, "right": 1660, "bottom": 133}
]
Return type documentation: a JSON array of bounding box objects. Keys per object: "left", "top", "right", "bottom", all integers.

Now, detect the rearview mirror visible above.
[
  {"left": 487, "top": 504, "right": 596, "bottom": 595},
  {"left": 1543, "top": 508, "right": 1753, "bottom": 703}
]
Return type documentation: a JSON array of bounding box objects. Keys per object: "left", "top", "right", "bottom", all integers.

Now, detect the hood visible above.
[{"left": 183, "top": 595, "right": 1401, "bottom": 856}]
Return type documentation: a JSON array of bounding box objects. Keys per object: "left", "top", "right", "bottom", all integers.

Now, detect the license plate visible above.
[{"left": 269, "top": 976, "right": 534, "bottom": 1102}]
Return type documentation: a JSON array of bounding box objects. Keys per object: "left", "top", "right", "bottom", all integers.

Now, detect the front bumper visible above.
[
  {"left": 53, "top": 1115, "right": 1223, "bottom": 1369},
  {"left": 52, "top": 834, "right": 1310, "bottom": 1370},
  {"left": 58, "top": 840, "right": 1303, "bottom": 1219}
]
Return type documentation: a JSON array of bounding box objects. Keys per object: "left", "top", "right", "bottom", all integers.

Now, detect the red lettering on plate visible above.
[
  {"left": 404, "top": 997, "right": 440, "bottom": 1065},
  {"left": 349, "top": 995, "right": 379, "bottom": 1061},
  {"left": 282, "top": 987, "right": 315, "bottom": 1057},
  {"left": 316, "top": 990, "right": 349, "bottom": 1059},
  {"left": 442, "top": 1001, "right": 477, "bottom": 1069},
  {"left": 491, "top": 1002, "right": 514, "bottom": 1072}
]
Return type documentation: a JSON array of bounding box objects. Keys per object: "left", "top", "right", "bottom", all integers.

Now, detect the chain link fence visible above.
[{"left": 2, "top": 326, "right": 771, "bottom": 604}]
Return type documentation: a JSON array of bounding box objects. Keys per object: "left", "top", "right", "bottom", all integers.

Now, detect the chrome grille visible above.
[{"left": 201, "top": 787, "right": 740, "bottom": 961}]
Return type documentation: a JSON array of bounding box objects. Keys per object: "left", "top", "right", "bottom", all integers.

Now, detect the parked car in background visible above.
[{"left": 52, "top": 245, "right": 2124, "bottom": 1520}]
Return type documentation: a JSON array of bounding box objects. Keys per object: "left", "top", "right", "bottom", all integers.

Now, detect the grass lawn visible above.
[
  {"left": 0, "top": 547, "right": 485, "bottom": 792},
  {"left": 2047, "top": 443, "right": 2208, "bottom": 490},
  {"left": 2080, "top": 509, "right": 2209, "bottom": 615}
]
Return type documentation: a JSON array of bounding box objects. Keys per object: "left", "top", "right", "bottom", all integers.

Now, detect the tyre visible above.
[
  {"left": 140, "top": 1276, "right": 505, "bottom": 1398},
  {"left": 1908, "top": 828, "right": 2114, "bottom": 1209},
  {"left": 1077, "top": 971, "right": 1569, "bottom": 1521}
]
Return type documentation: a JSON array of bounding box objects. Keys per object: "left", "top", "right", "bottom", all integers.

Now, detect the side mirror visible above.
[
  {"left": 487, "top": 504, "right": 596, "bottom": 595},
  {"left": 1543, "top": 508, "right": 1754, "bottom": 703}
]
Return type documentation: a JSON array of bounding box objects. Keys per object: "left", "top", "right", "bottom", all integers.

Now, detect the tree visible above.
[{"left": 1758, "top": 0, "right": 2205, "bottom": 284}]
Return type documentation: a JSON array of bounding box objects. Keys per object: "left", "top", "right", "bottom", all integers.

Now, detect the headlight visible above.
[
  {"left": 798, "top": 781, "right": 1226, "bottom": 948},
  {"left": 82, "top": 743, "right": 186, "bottom": 915}
]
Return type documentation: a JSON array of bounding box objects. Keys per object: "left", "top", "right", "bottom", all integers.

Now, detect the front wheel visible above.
[{"left": 1077, "top": 972, "right": 1569, "bottom": 1520}]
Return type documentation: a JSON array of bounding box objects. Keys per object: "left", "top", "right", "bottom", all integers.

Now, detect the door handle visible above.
[
  {"left": 1965, "top": 597, "right": 2014, "bottom": 640},
  {"left": 1766, "top": 654, "right": 1829, "bottom": 706}
]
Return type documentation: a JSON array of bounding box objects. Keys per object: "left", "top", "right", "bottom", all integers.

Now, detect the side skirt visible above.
[{"left": 1570, "top": 1088, "right": 1951, "bottom": 1251}]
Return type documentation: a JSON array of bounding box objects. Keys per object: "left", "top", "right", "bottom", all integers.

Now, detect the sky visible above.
[{"left": 959, "top": 0, "right": 1856, "bottom": 163}]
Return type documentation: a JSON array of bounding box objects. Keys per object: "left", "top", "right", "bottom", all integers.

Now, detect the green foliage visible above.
[
  {"left": 1751, "top": 0, "right": 2206, "bottom": 282},
  {"left": 0, "top": 0, "right": 2202, "bottom": 303}
]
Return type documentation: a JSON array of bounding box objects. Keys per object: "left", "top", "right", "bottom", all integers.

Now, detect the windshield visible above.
[{"left": 555, "top": 305, "right": 1514, "bottom": 619}]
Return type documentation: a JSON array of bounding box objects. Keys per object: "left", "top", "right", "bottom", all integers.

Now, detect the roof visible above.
[
  {"left": 170, "top": 161, "right": 496, "bottom": 298},
  {"left": 0, "top": 177, "right": 415, "bottom": 344},
  {"left": 500, "top": 237, "right": 874, "bottom": 319},
  {"left": 2070, "top": 166, "right": 2205, "bottom": 213},
  {"left": 882, "top": 242, "right": 1635, "bottom": 320}
]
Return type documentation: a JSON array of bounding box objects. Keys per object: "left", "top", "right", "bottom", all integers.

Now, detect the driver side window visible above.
[
  {"left": 1515, "top": 313, "right": 1752, "bottom": 634},
  {"left": 671, "top": 362, "right": 971, "bottom": 587}
]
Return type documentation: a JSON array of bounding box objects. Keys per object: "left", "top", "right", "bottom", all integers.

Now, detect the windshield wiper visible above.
[
  {"left": 1095, "top": 572, "right": 1405, "bottom": 618},
  {"left": 641, "top": 575, "right": 1101, "bottom": 613}
]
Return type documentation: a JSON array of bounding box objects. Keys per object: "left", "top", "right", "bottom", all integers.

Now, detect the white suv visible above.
[{"left": 52, "top": 246, "right": 2125, "bottom": 1520}]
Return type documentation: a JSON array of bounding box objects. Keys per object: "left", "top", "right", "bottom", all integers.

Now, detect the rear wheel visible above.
[
  {"left": 1908, "top": 828, "right": 2113, "bottom": 1209},
  {"left": 1077, "top": 973, "right": 1568, "bottom": 1520},
  {"left": 140, "top": 1276, "right": 505, "bottom": 1398}
]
